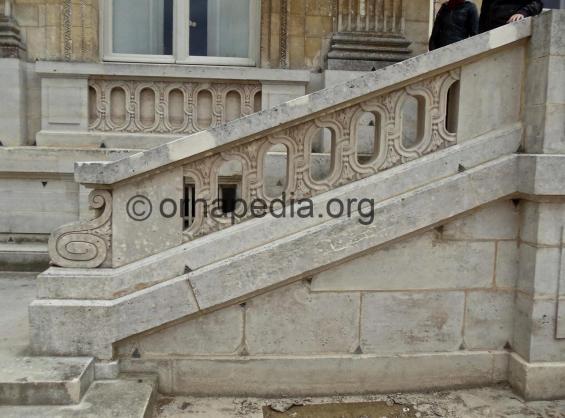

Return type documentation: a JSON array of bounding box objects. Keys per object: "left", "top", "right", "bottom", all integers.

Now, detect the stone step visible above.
[
  {"left": 0, "top": 375, "right": 157, "bottom": 417},
  {"left": 0, "top": 357, "right": 94, "bottom": 405}
]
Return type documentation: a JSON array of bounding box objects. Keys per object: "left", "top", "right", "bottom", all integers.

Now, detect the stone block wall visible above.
[
  {"left": 260, "top": 0, "right": 335, "bottom": 70},
  {"left": 116, "top": 200, "right": 520, "bottom": 360},
  {"left": 406, "top": 0, "right": 433, "bottom": 56},
  {"left": 13, "top": 0, "right": 99, "bottom": 62}
]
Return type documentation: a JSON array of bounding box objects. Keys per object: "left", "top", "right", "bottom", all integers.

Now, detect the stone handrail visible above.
[{"left": 49, "top": 20, "right": 533, "bottom": 268}]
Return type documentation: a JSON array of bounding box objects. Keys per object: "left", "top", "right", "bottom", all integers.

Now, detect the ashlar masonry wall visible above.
[{"left": 117, "top": 199, "right": 520, "bottom": 394}]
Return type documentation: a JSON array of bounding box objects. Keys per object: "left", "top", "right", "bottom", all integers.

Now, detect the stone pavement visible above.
[{"left": 155, "top": 385, "right": 565, "bottom": 417}]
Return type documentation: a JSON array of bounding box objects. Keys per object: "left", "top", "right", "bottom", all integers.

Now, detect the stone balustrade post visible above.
[{"left": 328, "top": 0, "right": 412, "bottom": 70}]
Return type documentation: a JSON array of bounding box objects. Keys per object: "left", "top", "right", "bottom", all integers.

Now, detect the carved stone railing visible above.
[
  {"left": 182, "top": 70, "right": 459, "bottom": 241},
  {"left": 329, "top": 0, "right": 411, "bottom": 70},
  {"left": 88, "top": 78, "right": 262, "bottom": 135}
]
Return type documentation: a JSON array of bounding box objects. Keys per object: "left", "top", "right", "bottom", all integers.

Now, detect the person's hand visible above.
[{"left": 508, "top": 14, "right": 525, "bottom": 23}]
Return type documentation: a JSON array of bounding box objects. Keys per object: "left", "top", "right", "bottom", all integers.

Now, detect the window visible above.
[{"left": 104, "top": 0, "right": 259, "bottom": 65}]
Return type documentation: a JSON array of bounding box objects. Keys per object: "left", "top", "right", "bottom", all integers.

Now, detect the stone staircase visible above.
[
  {"left": 5, "top": 10, "right": 565, "bottom": 407},
  {"left": 0, "top": 274, "right": 157, "bottom": 416}
]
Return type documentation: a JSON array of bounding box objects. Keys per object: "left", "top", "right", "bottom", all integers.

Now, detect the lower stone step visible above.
[
  {"left": 0, "top": 375, "right": 157, "bottom": 417},
  {"left": 0, "top": 357, "right": 94, "bottom": 405}
]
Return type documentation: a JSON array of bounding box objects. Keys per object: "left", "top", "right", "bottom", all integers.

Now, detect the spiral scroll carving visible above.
[{"left": 48, "top": 190, "right": 112, "bottom": 268}]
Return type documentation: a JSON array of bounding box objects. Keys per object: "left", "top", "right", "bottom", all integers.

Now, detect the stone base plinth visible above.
[
  {"left": 509, "top": 353, "right": 565, "bottom": 401},
  {"left": 327, "top": 32, "right": 412, "bottom": 70}
]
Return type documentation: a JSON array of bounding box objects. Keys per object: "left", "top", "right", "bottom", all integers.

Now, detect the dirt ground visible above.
[{"left": 155, "top": 383, "right": 565, "bottom": 417}]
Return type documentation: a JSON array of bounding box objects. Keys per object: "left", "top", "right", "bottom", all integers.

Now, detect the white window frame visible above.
[{"left": 102, "top": 0, "right": 259, "bottom": 66}]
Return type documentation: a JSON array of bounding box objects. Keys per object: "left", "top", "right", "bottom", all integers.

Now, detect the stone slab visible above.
[
  {"left": 36, "top": 61, "right": 311, "bottom": 84},
  {"left": 0, "top": 377, "right": 156, "bottom": 417},
  {"left": 0, "top": 357, "right": 94, "bottom": 405},
  {"left": 0, "top": 147, "right": 136, "bottom": 174}
]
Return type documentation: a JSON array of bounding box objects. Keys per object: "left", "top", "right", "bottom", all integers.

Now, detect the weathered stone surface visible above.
[
  {"left": 245, "top": 281, "right": 359, "bottom": 355},
  {"left": 117, "top": 305, "right": 244, "bottom": 357},
  {"left": 311, "top": 232, "right": 495, "bottom": 292},
  {"left": 442, "top": 200, "right": 518, "bottom": 241},
  {"left": 360, "top": 291, "right": 465, "bottom": 354},
  {"left": 464, "top": 290, "right": 515, "bottom": 350},
  {"left": 120, "top": 351, "right": 507, "bottom": 397}
]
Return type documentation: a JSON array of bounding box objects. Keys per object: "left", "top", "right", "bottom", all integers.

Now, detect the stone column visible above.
[{"left": 327, "top": 0, "right": 412, "bottom": 70}]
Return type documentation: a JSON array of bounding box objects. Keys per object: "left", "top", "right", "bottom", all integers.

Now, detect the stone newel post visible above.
[{"left": 328, "top": 0, "right": 412, "bottom": 70}]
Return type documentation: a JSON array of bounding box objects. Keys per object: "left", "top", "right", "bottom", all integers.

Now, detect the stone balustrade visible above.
[
  {"left": 181, "top": 70, "right": 459, "bottom": 241},
  {"left": 88, "top": 79, "right": 262, "bottom": 135},
  {"left": 336, "top": 0, "right": 405, "bottom": 34}
]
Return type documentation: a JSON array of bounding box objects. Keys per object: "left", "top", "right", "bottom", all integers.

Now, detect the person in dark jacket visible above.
[
  {"left": 429, "top": 0, "right": 479, "bottom": 51},
  {"left": 479, "top": 0, "right": 544, "bottom": 32}
]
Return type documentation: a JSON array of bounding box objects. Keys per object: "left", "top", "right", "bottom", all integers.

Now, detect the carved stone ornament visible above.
[{"left": 49, "top": 190, "right": 112, "bottom": 268}]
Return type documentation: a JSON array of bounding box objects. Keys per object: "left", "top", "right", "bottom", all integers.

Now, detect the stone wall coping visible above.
[
  {"left": 72, "top": 19, "right": 533, "bottom": 186},
  {"left": 0, "top": 147, "right": 136, "bottom": 174},
  {"left": 34, "top": 61, "right": 312, "bottom": 84}
]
